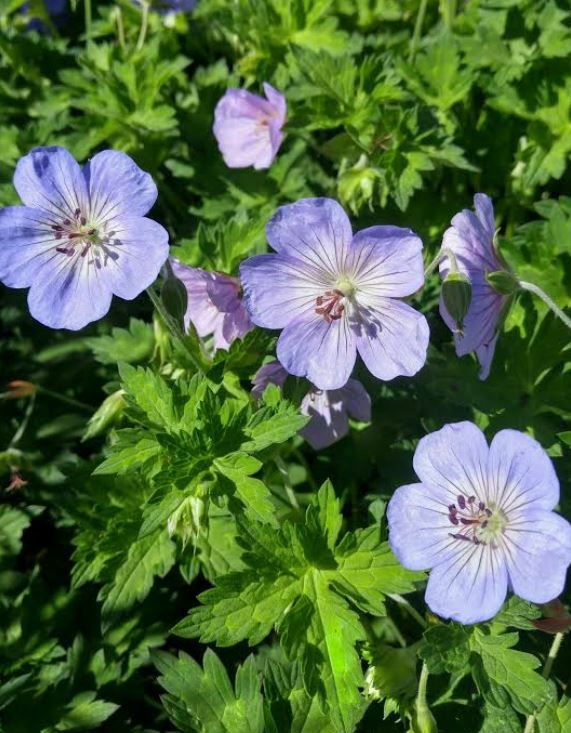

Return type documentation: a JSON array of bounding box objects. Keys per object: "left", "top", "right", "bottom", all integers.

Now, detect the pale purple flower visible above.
[
  {"left": 300, "top": 379, "right": 371, "bottom": 450},
  {"left": 213, "top": 84, "right": 287, "bottom": 170},
  {"left": 240, "top": 198, "right": 429, "bottom": 391},
  {"left": 0, "top": 147, "right": 169, "bottom": 331},
  {"left": 439, "top": 194, "right": 509, "bottom": 380},
  {"left": 25, "top": 0, "right": 66, "bottom": 31},
  {"left": 387, "top": 422, "right": 571, "bottom": 624},
  {"left": 132, "top": 0, "right": 196, "bottom": 15},
  {"left": 170, "top": 259, "right": 252, "bottom": 351},
  {"left": 251, "top": 360, "right": 288, "bottom": 400},
  {"left": 251, "top": 360, "right": 371, "bottom": 450}
]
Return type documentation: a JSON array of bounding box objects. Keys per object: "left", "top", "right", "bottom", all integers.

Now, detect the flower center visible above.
[
  {"left": 447, "top": 493, "right": 507, "bottom": 548},
  {"left": 51, "top": 207, "right": 102, "bottom": 258},
  {"left": 315, "top": 289, "right": 345, "bottom": 323},
  {"left": 314, "top": 277, "right": 357, "bottom": 323}
]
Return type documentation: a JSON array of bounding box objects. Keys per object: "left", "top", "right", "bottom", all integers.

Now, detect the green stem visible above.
[
  {"left": 409, "top": 0, "right": 429, "bottom": 62},
  {"left": 146, "top": 287, "right": 203, "bottom": 373},
  {"left": 293, "top": 448, "right": 318, "bottom": 492},
  {"left": 275, "top": 455, "right": 300, "bottom": 510},
  {"left": 413, "top": 661, "right": 437, "bottom": 733},
  {"left": 38, "top": 387, "right": 93, "bottom": 413},
  {"left": 389, "top": 594, "right": 427, "bottom": 629},
  {"left": 84, "top": 0, "right": 92, "bottom": 48},
  {"left": 424, "top": 246, "right": 459, "bottom": 279},
  {"left": 9, "top": 393, "right": 36, "bottom": 449},
  {"left": 115, "top": 6, "right": 126, "bottom": 52},
  {"left": 440, "top": 0, "right": 456, "bottom": 27},
  {"left": 136, "top": 0, "right": 150, "bottom": 51},
  {"left": 518, "top": 281, "right": 571, "bottom": 330},
  {"left": 523, "top": 632, "right": 565, "bottom": 733}
]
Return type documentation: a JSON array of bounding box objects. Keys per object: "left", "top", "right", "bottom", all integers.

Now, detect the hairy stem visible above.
[
  {"left": 389, "top": 594, "right": 428, "bottom": 629},
  {"left": 84, "top": 0, "right": 93, "bottom": 47},
  {"left": 424, "top": 247, "right": 459, "bottom": 279},
  {"left": 523, "top": 632, "right": 565, "bottom": 733},
  {"left": 518, "top": 281, "right": 571, "bottom": 330},
  {"left": 409, "top": 0, "right": 429, "bottom": 62},
  {"left": 136, "top": 1, "right": 150, "bottom": 51},
  {"left": 37, "top": 387, "right": 94, "bottom": 413},
  {"left": 147, "top": 287, "right": 203, "bottom": 373}
]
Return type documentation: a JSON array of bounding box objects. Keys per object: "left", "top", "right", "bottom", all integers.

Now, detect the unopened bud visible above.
[
  {"left": 168, "top": 495, "right": 207, "bottom": 548},
  {"left": 486, "top": 270, "right": 519, "bottom": 295},
  {"left": 82, "top": 390, "right": 126, "bottom": 441},
  {"left": 161, "top": 273, "right": 188, "bottom": 331},
  {"left": 5, "top": 381, "right": 37, "bottom": 399},
  {"left": 442, "top": 272, "right": 472, "bottom": 334}
]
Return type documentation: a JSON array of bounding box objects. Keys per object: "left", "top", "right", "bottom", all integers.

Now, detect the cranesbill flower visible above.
[
  {"left": 132, "top": 0, "right": 196, "bottom": 15},
  {"left": 387, "top": 422, "right": 571, "bottom": 624},
  {"left": 240, "top": 198, "right": 429, "bottom": 390},
  {"left": 300, "top": 379, "right": 371, "bottom": 450},
  {"left": 170, "top": 259, "right": 252, "bottom": 351},
  {"left": 439, "top": 194, "right": 510, "bottom": 380},
  {"left": 0, "top": 147, "right": 169, "bottom": 331},
  {"left": 213, "top": 84, "right": 287, "bottom": 170},
  {"left": 251, "top": 360, "right": 371, "bottom": 450}
]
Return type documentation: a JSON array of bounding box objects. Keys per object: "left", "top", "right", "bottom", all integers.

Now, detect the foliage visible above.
[{"left": 1, "top": 0, "right": 571, "bottom": 732}]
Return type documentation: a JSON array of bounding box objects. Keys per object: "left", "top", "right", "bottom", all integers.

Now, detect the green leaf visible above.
[
  {"left": 118, "top": 364, "right": 177, "bottom": 429},
  {"left": 85, "top": 318, "right": 154, "bottom": 365},
  {"left": 52, "top": 693, "right": 119, "bottom": 731},
  {"left": 101, "top": 530, "right": 176, "bottom": 625},
  {"left": 333, "top": 526, "right": 424, "bottom": 615},
  {"left": 419, "top": 624, "right": 471, "bottom": 675},
  {"left": 154, "top": 649, "right": 264, "bottom": 733},
  {"left": 214, "top": 453, "right": 277, "bottom": 526},
  {"left": 470, "top": 628, "right": 552, "bottom": 715}
]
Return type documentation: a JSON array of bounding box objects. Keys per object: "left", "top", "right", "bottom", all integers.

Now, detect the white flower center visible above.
[{"left": 447, "top": 493, "right": 507, "bottom": 548}]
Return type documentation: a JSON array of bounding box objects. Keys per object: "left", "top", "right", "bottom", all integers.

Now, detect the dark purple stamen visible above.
[
  {"left": 447, "top": 491, "right": 494, "bottom": 547},
  {"left": 457, "top": 495, "right": 466, "bottom": 509}
]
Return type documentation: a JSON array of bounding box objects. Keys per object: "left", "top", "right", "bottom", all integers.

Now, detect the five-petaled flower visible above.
[
  {"left": 213, "top": 83, "right": 287, "bottom": 170},
  {"left": 387, "top": 422, "right": 571, "bottom": 624},
  {"left": 171, "top": 258, "right": 253, "bottom": 351},
  {"left": 0, "top": 146, "right": 169, "bottom": 331},
  {"left": 240, "top": 197, "right": 429, "bottom": 390},
  {"left": 439, "top": 194, "right": 510, "bottom": 380},
  {"left": 251, "top": 360, "right": 371, "bottom": 450}
]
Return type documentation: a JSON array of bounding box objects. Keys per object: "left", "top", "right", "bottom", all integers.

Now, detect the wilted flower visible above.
[
  {"left": 213, "top": 83, "right": 287, "bottom": 170},
  {"left": 4, "top": 380, "right": 37, "bottom": 399},
  {"left": 170, "top": 259, "right": 252, "bottom": 351},
  {"left": 0, "top": 147, "right": 169, "bottom": 330},
  {"left": 240, "top": 198, "right": 429, "bottom": 390},
  {"left": 439, "top": 194, "right": 511, "bottom": 380},
  {"left": 387, "top": 422, "right": 571, "bottom": 624},
  {"left": 251, "top": 360, "right": 371, "bottom": 450}
]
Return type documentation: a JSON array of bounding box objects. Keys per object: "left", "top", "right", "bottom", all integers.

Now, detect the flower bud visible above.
[
  {"left": 5, "top": 380, "right": 37, "bottom": 399},
  {"left": 82, "top": 390, "right": 126, "bottom": 441},
  {"left": 161, "top": 272, "right": 188, "bottom": 331},
  {"left": 441, "top": 272, "right": 472, "bottom": 334},
  {"left": 486, "top": 270, "right": 519, "bottom": 295},
  {"left": 411, "top": 704, "right": 438, "bottom": 733}
]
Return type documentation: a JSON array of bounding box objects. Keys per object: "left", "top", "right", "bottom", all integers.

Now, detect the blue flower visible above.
[
  {"left": 387, "top": 422, "right": 571, "bottom": 624},
  {"left": 0, "top": 147, "right": 169, "bottom": 330}
]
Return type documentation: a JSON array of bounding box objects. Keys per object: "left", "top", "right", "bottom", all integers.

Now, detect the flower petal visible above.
[
  {"left": 413, "top": 422, "right": 490, "bottom": 503},
  {"left": 0, "top": 206, "right": 58, "bottom": 288},
  {"left": 475, "top": 333, "right": 499, "bottom": 380},
  {"left": 171, "top": 261, "right": 216, "bottom": 335},
  {"left": 276, "top": 310, "right": 357, "bottom": 390},
  {"left": 440, "top": 194, "right": 500, "bottom": 276},
  {"left": 425, "top": 543, "right": 508, "bottom": 623},
  {"left": 487, "top": 429, "right": 559, "bottom": 511},
  {"left": 13, "top": 146, "right": 88, "bottom": 219},
  {"left": 27, "top": 254, "right": 112, "bottom": 330},
  {"left": 262, "top": 82, "right": 287, "bottom": 123},
  {"left": 339, "top": 379, "right": 371, "bottom": 422},
  {"left": 387, "top": 482, "right": 460, "bottom": 571},
  {"left": 348, "top": 225, "right": 424, "bottom": 298},
  {"left": 251, "top": 361, "right": 288, "bottom": 399},
  {"left": 97, "top": 216, "right": 169, "bottom": 300},
  {"left": 266, "top": 198, "right": 352, "bottom": 276},
  {"left": 240, "top": 253, "right": 326, "bottom": 329},
  {"left": 84, "top": 150, "right": 158, "bottom": 221},
  {"left": 300, "top": 389, "right": 349, "bottom": 450},
  {"left": 354, "top": 299, "right": 429, "bottom": 381},
  {"left": 503, "top": 509, "right": 571, "bottom": 604}
]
